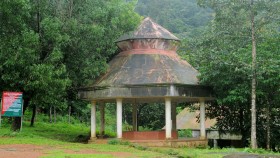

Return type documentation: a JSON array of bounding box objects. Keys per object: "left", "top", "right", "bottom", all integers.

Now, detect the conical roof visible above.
[
  {"left": 79, "top": 17, "right": 212, "bottom": 102},
  {"left": 116, "top": 17, "right": 180, "bottom": 42},
  {"left": 92, "top": 18, "right": 198, "bottom": 88},
  {"left": 94, "top": 52, "right": 199, "bottom": 87}
]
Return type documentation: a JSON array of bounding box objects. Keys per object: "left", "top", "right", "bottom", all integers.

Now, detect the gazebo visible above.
[{"left": 78, "top": 17, "right": 212, "bottom": 145}]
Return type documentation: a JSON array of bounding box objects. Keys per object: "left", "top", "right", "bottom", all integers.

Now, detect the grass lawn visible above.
[{"left": 0, "top": 121, "right": 279, "bottom": 158}]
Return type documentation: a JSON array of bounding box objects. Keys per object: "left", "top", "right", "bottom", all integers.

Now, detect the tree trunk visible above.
[
  {"left": 36, "top": 0, "right": 41, "bottom": 42},
  {"left": 68, "top": 0, "right": 73, "bottom": 18},
  {"left": 22, "top": 98, "right": 30, "bottom": 115},
  {"left": 266, "top": 102, "right": 271, "bottom": 150},
  {"left": 250, "top": 0, "right": 258, "bottom": 149},
  {"left": 100, "top": 103, "right": 105, "bottom": 137},
  {"left": 137, "top": 104, "right": 145, "bottom": 131},
  {"left": 30, "top": 106, "right": 36, "bottom": 127},
  {"left": 239, "top": 107, "right": 246, "bottom": 147},
  {"left": 11, "top": 117, "right": 21, "bottom": 131},
  {"left": 49, "top": 106, "right": 52, "bottom": 123},
  {"left": 54, "top": 106, "right": 56, "bottom": 123},
  {"left": 68, "top": 106, "right": 71, "bottom": 123}
]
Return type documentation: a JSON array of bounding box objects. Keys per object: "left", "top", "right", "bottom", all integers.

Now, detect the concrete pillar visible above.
[
  {"left": 214, "top": 139, "right": 218, "bottom": 148},
  {"left": 171, "top": 102, "right": 177, "bottom": 131},
  {"left": 90, "top": 101, "right": 97, "bottom": 140},
  {"left": 100, "top": 102, "right": 105, "bottom": 138},
  {"left": 132, "top": 103, "right": 137, "bottom": 131},
  {"left": 116, "top": 98, "right": 122, "bottom": 139},
  {"left": 165, "top": 97, "right": 172, "bottom": 139},
  {"left": 200, "top": 99, "right": 206, "bottom": 139}
]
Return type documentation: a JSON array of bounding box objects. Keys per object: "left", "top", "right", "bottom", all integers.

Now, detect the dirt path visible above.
[
  {"left": 64, "top": 149, "right": 133, "bottom": 158},
  {"left": 0, "top": 144, "right": 133, "bottom": 158},
  {"left": 0, "top": 144, "right": 46, "bottom": 158}
]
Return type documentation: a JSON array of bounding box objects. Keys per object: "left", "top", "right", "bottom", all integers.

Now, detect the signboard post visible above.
[
  {"left": 1, "top": 92, "right": 23, "bottom": 130},
  {"left": 0, "top": 100, "right": 2, "bottom": 128}
]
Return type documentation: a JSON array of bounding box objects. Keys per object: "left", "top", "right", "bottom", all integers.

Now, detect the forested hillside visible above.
[{"left": 135, "top": 0, "right": 212, "bottom": 38}]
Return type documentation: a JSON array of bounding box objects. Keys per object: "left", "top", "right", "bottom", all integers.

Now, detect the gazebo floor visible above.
[
  {"left": 90, "top": 138, "right": 208, "bottom": 148},
  {"left": 128, "top": 138, "right": 208, "bottom": 147}
]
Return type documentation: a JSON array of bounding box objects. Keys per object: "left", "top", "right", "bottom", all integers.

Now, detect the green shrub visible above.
[
  {"left": 195, "top": 144, "right": 207, "bottom": 149},
  {"left": 135, "top": 145, "right": 148, "bottom": 151},
  {"left": 178, "top": 129, "right": 192, "bottom": 138},
  {"left": 243, "top": 147, "right": 272, "bottom": 154},
  {"left": 120, "top": 141, "right": 130, "bottom": 145},
  {"left": 167, "top": 149, "right": 179, "bottom": 156},
  {"left": 107, "top": 139, "right": 131, "bottom": 145},
  {"left": 104, "top": 130, "right": 116, "bottom": 138},
  {"left": 107, "top": 139, "right": 120, "bottom": 145},
  {"left": 129, "top": 144, "right": 148, "bottom": 151}
]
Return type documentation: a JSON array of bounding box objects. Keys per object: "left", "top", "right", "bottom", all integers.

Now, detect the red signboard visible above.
[{"left": 1, "top": 92, "right": 23, "bottom": 117}]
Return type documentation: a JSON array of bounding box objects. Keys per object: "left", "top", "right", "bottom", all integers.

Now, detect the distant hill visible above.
[{"left": 135, "top": 0, "right": 212, "bottom": 39}]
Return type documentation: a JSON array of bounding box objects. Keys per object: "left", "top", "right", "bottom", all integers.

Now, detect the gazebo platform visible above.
[
  {"left": 122, "top": 131, "right": 178, "bottom": 140},
  {"left": 128, "top": 138, "right": 208, "bottom": 147},
  {"left": 91, "top": 138, "right": 208, "bottom": 148}
]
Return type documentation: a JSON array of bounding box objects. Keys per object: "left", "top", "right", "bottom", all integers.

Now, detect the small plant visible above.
[
  {"left": 104, "top": 130, "right": 116, "bottom": 138},
  {"left": 130, "top": 144, "right": 148, "bottom": 151},
  {"left": 167, "top": 149, "right": 179, "bottom": 156},
  {"left": 74, "top": 134, "right": 89, "bottom": 142},
  {"left": 3, "top": 132, "right": 19, "bottom": 137},
  {"left": 195, "top": 144, "right": 207, "bottom": 149},
  {"left": 107, "top": 139, "right": 120, "bottom": 145},
  {"left": 178, "top": 129, "right": 192, "bottom": 138},
  {"left": 107, "top": 139, "right": 131, "bottom": 145},
  {"left": 120, "top": 141, "right": 130, "bottom": 145},
  {"left": 135, "top": 145, "right": 148, "bottom": 151},
  {"left": 243, "top": 148, "right": 270, "bottom": 154}
]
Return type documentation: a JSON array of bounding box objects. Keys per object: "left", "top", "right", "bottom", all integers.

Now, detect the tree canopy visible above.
[
  {"left": 187, "top": 0, "right": 280, "bottom": 149},
  {"left": 0, "top": 0, "right": 141, "bottom": 127}
]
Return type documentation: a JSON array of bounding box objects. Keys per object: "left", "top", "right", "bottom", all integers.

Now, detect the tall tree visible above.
[
  {"left": 0, "top": 0, "right": 37, "bottom": 130},
  {"left": 250, "top": 0, "right": 257, "bottom": 149},
  {"left": 0, "top": 0, "right": 71, "bottom": 128},
  {"left": 194, "top": 0, "right": 280, "bottom": 149},
  {"left": 57, "top": 0, "right": 142, "bottom": 118},
  {"left": 1, "top": 0, "right": 141, "bottom": 128}
]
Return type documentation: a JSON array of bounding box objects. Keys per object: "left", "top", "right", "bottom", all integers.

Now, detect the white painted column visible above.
[
  {"left": 132, "top": 103, "right": 137, "bottom": 131},
  {"left": 116, "top": 98, "right": 123, "bottom": 139},
  {"left": 200, "top": 99, "right": 206, "bottom": 139},
  {"left": 100, "top": 102, "right": 105, "bottom": 138},
  {"left": 165, "top": 97, "right": 172, "bottom": 139},
  {"left": 90, "top": 101, "right": 97, "bottom": 140}
]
